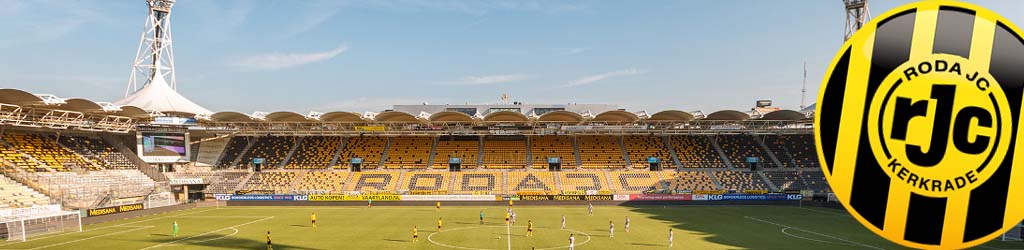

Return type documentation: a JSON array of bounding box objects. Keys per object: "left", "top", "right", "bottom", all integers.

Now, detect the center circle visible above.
[
  {"left": 866, "top": 53, "right": 1012, "bottom": 197},
  {"left": 427, "top": 225, "right": 592, "bottom": 250}
]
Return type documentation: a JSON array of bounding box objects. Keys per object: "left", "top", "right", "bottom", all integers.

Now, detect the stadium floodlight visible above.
[
  {"left": 843, "top": 0, "right": 870, "bottom": 41},
  {"left": 127, "top": 0, "right": 178, "bottom": 96}
]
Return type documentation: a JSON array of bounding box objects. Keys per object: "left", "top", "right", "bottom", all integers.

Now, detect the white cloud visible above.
[
  {"left": 230, "top": 44, "right": 348, "bottom": 70},
  {"left": 559, "top": 68, "right": 647, "bottom": 88},
  {"left": 452, "top": 74, "right": 529, "bottom": 85}
]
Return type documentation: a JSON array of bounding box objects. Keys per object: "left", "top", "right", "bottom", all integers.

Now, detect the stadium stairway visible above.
[
  {"left": 378, "top": 137, "right": 393, "bottom": 168},
  {"left": 230, "top": 137, "right": 259, "bottom": 167},
  {"left": 524, "top": 137, "right": 532, "bottom": 169},
  {"left": 426, "top": 137, "right": 438, "bottom": 168},
  {"left": 757, "top": 171, "right": 779, "bottom": 192},
  {"left": 663, "top": 135, "right": 683, "bottom": 167},
  {"left": 327, "top": 137, "right": 346, "bottom": 169},
  {"left": 753, "top": 136, "right": 786, "bottom": 168},
  {"left": 101, "top": 134, "right": 168, "bottom": 182},
  {"left": 572, "top": 137, "right": 582, "bottom": 168},
  {"left": 279, "top": 136, "right": 304, "bottom": 167},
  {"left": 709, "top": 137, "right": 733, "bottom": 168}
]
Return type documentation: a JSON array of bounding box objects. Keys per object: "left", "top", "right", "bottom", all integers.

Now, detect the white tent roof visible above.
[{"left": 114, "top": 70, "right": 211, "bottom": 116}]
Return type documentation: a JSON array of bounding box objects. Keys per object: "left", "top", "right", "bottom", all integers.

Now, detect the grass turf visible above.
[{"left": 1, "top": 205, "right": 1022, "bottom": 250}]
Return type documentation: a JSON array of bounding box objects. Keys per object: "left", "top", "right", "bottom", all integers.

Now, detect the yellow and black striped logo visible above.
[{"left": 815, "top": 1, "right": 1024, "bottom": 249}]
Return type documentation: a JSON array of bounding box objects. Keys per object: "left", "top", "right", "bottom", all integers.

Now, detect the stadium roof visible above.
[
  {"left": 648, "top": 110, "right": 694, "bottom": 122},
  {"left": 484, "top": 110, "right": 530, "bottom": 122},
  {"left": 429, "top": 111, "right": 475, "bottom": 122},
  {"left": 537, "top": 110, "right": 584, "bottom": 122},
  {"left": 704, "top": 110, "right": 750, "bottom": 121},
  {"left": 114, "top": 71, "right": 212, "bottom": 116},
  {"left": 592, "top": 110, "right": 639, "bottom": 122},
  {"left": 759, "top": 110, "right": 807, "bottom": 120}
]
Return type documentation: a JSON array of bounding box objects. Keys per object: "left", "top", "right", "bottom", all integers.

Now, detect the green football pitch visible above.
[{"left": 2, "top": 205, "right": 1022, "bottom": 250}]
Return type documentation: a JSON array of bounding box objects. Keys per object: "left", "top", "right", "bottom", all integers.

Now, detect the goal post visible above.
[{"left": 1, "top": 206, "right": 81, "bottom": 242}]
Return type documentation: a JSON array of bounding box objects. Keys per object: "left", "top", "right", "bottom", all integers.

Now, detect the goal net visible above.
[
  {"left": 1002, "top": 222, "right": 1024, "bottom": 241},
  {"left": 1, "top": 205, "right": 81, "bottom": 242}
]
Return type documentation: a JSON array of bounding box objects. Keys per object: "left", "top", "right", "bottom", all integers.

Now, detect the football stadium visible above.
[{"left": 3, "top": 0, "right": 1024, "bottom": 249}]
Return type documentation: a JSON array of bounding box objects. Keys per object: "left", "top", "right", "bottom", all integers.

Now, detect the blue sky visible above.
[{"left": 1, "top": 0, "right": 1021, "bottom": 114}]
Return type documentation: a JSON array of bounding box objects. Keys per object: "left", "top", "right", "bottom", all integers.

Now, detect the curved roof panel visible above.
[
  {"left": 265, "top": 111, "right": 310, "bottom": 122},
  {"left": 320, "top": 111, "right": 364, "bottom": 122},
  {"left": 760, "top": 110, "right": 807, "bottom": 120},
  {"left": 484, "top": 111, "right": 529, "bottom": 122},
  {"left": 591, "top": 110, "right": 639, "bottom": 122},
  {"left": 61, "top": 98, "right": 104, "bottom": 113},
  {"left": 704, "top": 110, "right": 750, "bottom": 121},
  {"left": 537, "top": 110, "right": 583, "bottom": 122},
  {"left": 113, "top": 105, "right": 151, "bottom": 118},
  {"left": 429, "top": 111, "right": 475, "bottom": 122},
  {"left": 375, "top": 111, "right": 419, "bottom": 122},
  {"left": 0, "top": 89, "right": 46, "bottom": 106},
  {"left": 210, "top": 111, "right": 256, "bottom": 122},
  {"left": 647, "top": 110, "right": 694, "bottom": 122}
]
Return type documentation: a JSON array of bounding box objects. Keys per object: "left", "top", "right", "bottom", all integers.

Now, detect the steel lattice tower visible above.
[
  {"left": 844, "top": 0, "right": 870, "bottom": 41},
  {"left": 126, "top": 0, "right": 177, "bottom": 96}
]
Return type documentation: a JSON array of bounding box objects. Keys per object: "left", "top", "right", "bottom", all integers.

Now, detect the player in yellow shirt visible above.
[
  {"left": 527, "top": 220, "right": 534, "bottom": 237},
  {"left": 266, "top": 230, "right": 273, "bottom": 250},
  {"left": 505, "top": 212, "right": 511, "bottom": 225},
  {"left": 436, "top": 201, "right": 441, "bottom": 211},
  {"left": 412, "top": 226, "right": 419, "bottom": 242},
  {"left": 437, "top": 217, "right": 443, "bottom": 232},
  {"left": 310, "top": 212, "right": 317, "bottom": 229},
  {"left": 508, "top": 199, "right": 513, "bottom": 208}
]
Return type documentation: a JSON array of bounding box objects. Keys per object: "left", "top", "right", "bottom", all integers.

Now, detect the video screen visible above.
[{"left": 141, "top": 132, "right": 187, "bottom": 157}]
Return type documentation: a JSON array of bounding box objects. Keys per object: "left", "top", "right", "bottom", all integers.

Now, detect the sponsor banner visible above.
[
  {"left": 229, "top": 195, "right": 296, "bottom": 201},
  {"left": 719, "top": 194, "right": 802, "bottom": 201},
  {"left": 213, "top": 194, "right": 232, "bottom": 201},
  {"left": 743, "top": 190, "right": 769, "bottom": 195},
  {"left": 518, "top": 195, "right": 613, "bottom": 201},
  {"left": 169, "top": 178, "right": 203, "bottom": 185},
  {"left": 0, "top": 205, "right": 61, "bottom": 217},
  {"left": 692, "top": 194, "right": 710, "bottom": 201},
  {"left": 562, "top": 190, "right": 587, "bottom": 196},
  {"left": 400, "top": 195, "right": 496, "bottom": 201},
  {"left": 613, "top": 194, "right": 631, "bottom": 201},
  {"left": 308, "top": 194, "right": 401, "bottom": 201},
  {"left": 410, "top": 190, "right": 448, "bottom": 195},
  {"left": 692, "top": 190, "right": 726, "bottom": 195},
  {"left": 629, "top": 194, "right": 692, "bottom": 201},
  {"left": 354, "top": 126, "right": 385, "bottom": 131},
  {"left": 87, "top": 203, "right": 144, "bottom": 217}
]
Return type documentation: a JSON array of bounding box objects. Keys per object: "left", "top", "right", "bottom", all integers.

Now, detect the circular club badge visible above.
[{"left": 815, "top": 1, "right": 1024, "bottom": 249}]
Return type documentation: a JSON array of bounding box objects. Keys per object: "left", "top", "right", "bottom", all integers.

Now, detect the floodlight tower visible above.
[
  {"left": 844, "top": 0, "right": 870, "bottom": 41},
  {"left": 126, "top": 0, "right": 177, "bottom": 96}
]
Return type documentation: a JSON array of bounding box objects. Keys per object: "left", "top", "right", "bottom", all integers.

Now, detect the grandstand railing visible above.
[
  {"left": 0, "top": 103, "right": 134, "bottom": 133},
  {"left": 193, "top": 120, "right": 812, "bottom": 136}
]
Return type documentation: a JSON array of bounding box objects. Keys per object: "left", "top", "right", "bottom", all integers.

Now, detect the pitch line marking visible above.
[
  {"left": 28, "top": 226, "right": 155, "bottom": 250},
  {"left": 780, "top": 227, "right": 855, "bottom": 246},
  {"left": 139, "top": 216, "right": 274, "bottom": 250},
  {"left": 745, "top": 216, "right": 884, "bottom": 250},
  {"left": 427, "top": 225, "right": 591, "bottom": 250},
  {"left": 0, "top": 208, "right": 217, "bottom": 247}
]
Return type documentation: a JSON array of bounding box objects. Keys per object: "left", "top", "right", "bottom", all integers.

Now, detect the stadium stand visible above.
[
  {"left": 452, "top": 172, "right": 501, "bottom": 194},
  {"left": 669, "top": 135, "right": 726, "bottom": 168},
  {"left": 2, "top": 144, "right": 49, "bottom": 172},
  {"left": 57, "top": 135, "right": 134, "bottom": 169},
  {"left": 762, "top": 171, "right": 806, "bottom": 191},
  {"left": 285, "top": 136, "right": 341, "bottom": 169},
  {"left": 345, "top": 171, "right": 399, "bottom": 193},
  {"left": 339, "top": 136, "right": 388, "bottom": 169},
  {"left": 432, "top": 136, "right": 479, "bottom": 169},
  {"left": 237, "top": 136, "right": 296, "bottom": 169},
  {"left": 205, "top": 171, "right": 251, "bottom": 194},
  {"left": 610, "top": 171, "right": 662, "bottom": 194},
  {"left": 576, "top": 136, "right": 626, "bottom": 169},
  {"left": 481, "top": 137, "right": 527, "bottom": 169},
  {"left": 558, "top": 172, "right": 610, "bottom": 192},
  {"left": 30, "top": 170, "right": 158, "bottom": 208},
  {"left": 0, "top": 174, "right": 50, "bottom": 208},
  {"left": 507, "top": 172, "right": 556, "bottom": 193},
  {"left": 241, "top": 171, "right": 298, "bottom": 194},
  {"left": 765, "top": 134, "right": 819, "bottom": 168},
  {"left": 217, "top": 137, "right": 250, "bottom": 168},
  {"left": 382, "top": 137, "right": 432, "bottom": 169},
  {"left": 293, "top": 171, "right": 349, "bottom": 194},
  {"left": 713, "top": 170, "right": 769, "bottom": 191},
  {"left": 399, "top": 172, "right": 449, "bottom": 193},
  {"left": 622, "top": 135, "right": 672, "bottom": 169},
  {"left": 801, "top": 170, "right": 830, "bottom": 193},
  {"left": 530, "top": 136, "right": 576, "bottom": 168},
  {"left": 663, "top": 171, "right": 717, "bottom": 192},
  {"left": 3, "top": 132, "right": 95, "bottom": 172},
  {"left": 716, "top": 135, "right": 775, "bottom": 168}
]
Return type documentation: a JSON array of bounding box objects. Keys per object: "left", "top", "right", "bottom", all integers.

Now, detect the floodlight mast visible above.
[
  {"left": 126, "top": 0, "right": 177, "bottom": 97},
  {"left": 844, "top": 0, "right": 870, "bottom": 41}
]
